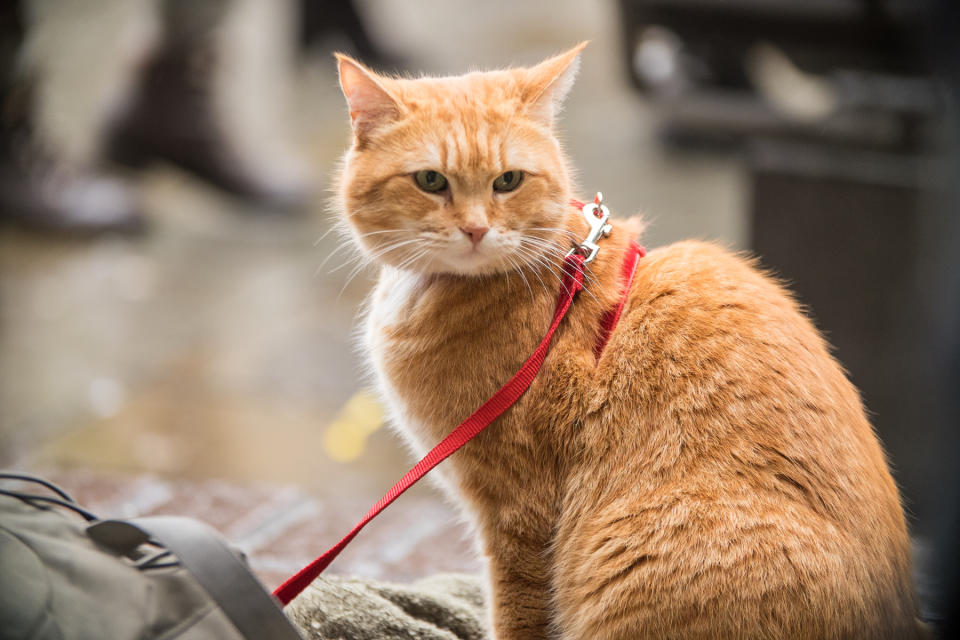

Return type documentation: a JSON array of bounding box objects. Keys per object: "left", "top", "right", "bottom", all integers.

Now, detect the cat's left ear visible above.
[
  {"left": 336, "top": 53, "right": 403, "bottom": 144},
  {"left": 522, "top": 42, "right": 587, "bottom": 126}
]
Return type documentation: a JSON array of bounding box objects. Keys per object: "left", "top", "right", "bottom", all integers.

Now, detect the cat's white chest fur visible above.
[
  {"left": 366, "top": 266, "right": 423, "bottom": 332},
  {"left": 363, "top": 267, "right": 468, "bottom": 506},
  {"left": 363, "top": 266, "right": 434, "bottom": 455}
]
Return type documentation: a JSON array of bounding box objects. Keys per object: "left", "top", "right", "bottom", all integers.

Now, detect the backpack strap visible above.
[{"left": 88, "top": 516, "right": 303, "bottom": 640}]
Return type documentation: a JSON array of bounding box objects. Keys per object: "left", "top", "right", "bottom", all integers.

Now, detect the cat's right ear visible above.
[
  {"left": 336, "top": 54, "right": 402, "bottom": 143},
  {"left": 522, "top": 42, "right": 587, "bottom": 127}
]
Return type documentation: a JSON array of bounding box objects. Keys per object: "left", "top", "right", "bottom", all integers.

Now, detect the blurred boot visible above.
[
  {"left": 0, "top": 144, "right": 145, "bottom": 236},
  {"left": 298, "top": 0, "right": 404, "bottom": 72},
  {"left": 107, "top": 0, "right": 313, "bottom": 210},
  {"left": 0, "top": 1, "right": 144, "bottom": 235}
]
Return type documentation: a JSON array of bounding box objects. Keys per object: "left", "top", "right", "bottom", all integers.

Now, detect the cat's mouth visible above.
[
  {"left": 368, "top": 227, "right": 560, "bottom": 277},
  {"left": 428, "top": 228, "right": 563, "bottom": 277},
  {"left": 438, "top": 243, "right": 499, "bottom": 275},
  {"left": 396, "top": 232, "right": 511, "bottom": 277},
  {"left": 429, "top": 229, "right": 504, "bottom": 274}
]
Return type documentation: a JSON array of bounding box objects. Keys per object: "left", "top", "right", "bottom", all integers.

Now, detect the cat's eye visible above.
[
  {"left": 493, "top": 170, "right": 523, "bottom": 192},
  {"left": 414, "top": 170, "right": 449, "bottom": 193}
]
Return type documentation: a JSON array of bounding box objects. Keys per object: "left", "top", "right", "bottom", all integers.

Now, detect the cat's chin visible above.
[
  {"left": 439, "top": 252, "right": 504, "bottom": 276},
  {"left": 382, "top": 244, "right": 507, "bottom": 277},
  {"left": 374, "top": 234, "right": 558, "bottom": 278},
  {"left": 418, "top": 260, "right": 507, "bottom": 278},
  {"left": 441, "top": 246, "right": 555, "bottom": 278},
  {"left": 385, "top": 253, "right": 525, "bottom": 279}
]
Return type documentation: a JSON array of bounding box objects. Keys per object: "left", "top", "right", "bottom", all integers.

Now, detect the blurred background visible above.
[{"left": 1, "top": 0, "right": 956, "bottom": 630}]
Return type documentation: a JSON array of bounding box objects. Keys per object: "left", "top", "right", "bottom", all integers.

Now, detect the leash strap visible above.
[
  {"left": 273, "top": 254, "right": 588, "bottom": 605},
  {"left": 594, "top": 241, "right": 645, "bottom": 359},
  {"left": 89, "top": 516, "right": 304, "bottom": 639}
]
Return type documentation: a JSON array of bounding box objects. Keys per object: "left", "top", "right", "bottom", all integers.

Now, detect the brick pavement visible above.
[{"left": 30, "top": 468, "right": 482, "bottom": 591}]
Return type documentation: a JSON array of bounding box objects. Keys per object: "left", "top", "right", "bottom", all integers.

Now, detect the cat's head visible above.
[{"left": 335, "top": 44, "right": 586, "bottom": 276}]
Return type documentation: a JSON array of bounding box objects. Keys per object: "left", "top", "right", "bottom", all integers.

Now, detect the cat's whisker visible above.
[
  {"left": 512, "top": 251, "right": 552, "bottom": 299},
  {"left": 333, "top": 240, "right": 418, "bottom": 295},
  {"left": 520, "top": 233, "right": 583, "bottom": 258},
  {"left": 313, "top": 223, "right": 343, "bottom": 247},
  {"left": 526, "top": 226, "right": 581, "bottom": 240},
  {"left": 513, "top": 244, "right": 567, "bottom": 286},
  {"left": 383, "top": 240, "right": 441, "bottom": 270},
  {"left": 350, "top": 237, "right": 425, "bottom": 268},
  {"left": 529, "top": 246, "right": 604, "bottom": 293},
  {"left": 356, "top": 229, "right": 411, "bottom": 240},
  {"left": 499, "top": 260, "right": 513, "bottom": 296},
  {"left": 337, "top": 258, "right": 376, "bottom": 299},
  {"left": 336, "top": 244, "right": 431, "bottom": 300},
  {"left": 533, "top": 255, "right": 601, "bottom": 306},
  {"left": 336, "top": 268, "right": 368, "bottom": 300},
  {"left": 323, "top": 248, "right": 368, "bottom": 276},
  {"left": 518, "top": 233, "right": 576, "bottom": 256},
  {"left": 505, "top": 254, "right": 535, "bottom": 304},
  {"left": 367, "top": 237, "right": 422, "bottom": 257},
  {"left": 513, "top": 243, "right": 596, "bottom": 304},
  {"left": 320, "top": 229, "right": 412, "bottom": 276},
  {"left": 523, "top": 236, "right": 573, "bottom": 247},
  {"left": 524, "top": 228, "right": 581, "bottom": 252},
  {"left": 395, "top": 246, "right": 432, "bottom": 272},
  {"left": 517, "top": 238, "right": 604, "bottom": 300},
  {"left": 316, "top": 241, "right": 363, "bottom": 277}
]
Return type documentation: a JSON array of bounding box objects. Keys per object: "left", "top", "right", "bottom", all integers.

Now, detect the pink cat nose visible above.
[{"left": 460, "top": 225, "right": 490, "bottom": 246}]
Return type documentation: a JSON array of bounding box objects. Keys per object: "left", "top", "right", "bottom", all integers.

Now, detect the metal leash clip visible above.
[{"left": 567, "top": 191, "right": 612, "bottom": 264}]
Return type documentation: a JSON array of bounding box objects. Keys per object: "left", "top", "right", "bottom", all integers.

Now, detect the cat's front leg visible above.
[{"left": 485, "top": 542, "right": 554, "bottom": 640}]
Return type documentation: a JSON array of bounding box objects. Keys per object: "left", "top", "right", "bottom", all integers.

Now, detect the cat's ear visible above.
[
  {"left": 336, "top": 53, "right": 402, "bottom": 143},
  {"left": 522, "top": 42, "right": 587, "bottom": 126}
]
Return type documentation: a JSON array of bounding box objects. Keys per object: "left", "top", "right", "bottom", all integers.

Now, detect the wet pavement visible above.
[{"left": 0, "top": 0, "right": 743, "bottom": 583}]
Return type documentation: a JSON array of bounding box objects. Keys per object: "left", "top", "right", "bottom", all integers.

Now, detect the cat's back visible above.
[
  {"left": 611, "top": 240, "right": 906, "bottom": 537},
  {"left": 627, "top": 239, "right": 809, "bottom": 357},
  {"left": 557, "top": 240, "right": 920, "bottom": 638},
  {"left": 616, "top": 239, "right": 870, "bottom": 440}
]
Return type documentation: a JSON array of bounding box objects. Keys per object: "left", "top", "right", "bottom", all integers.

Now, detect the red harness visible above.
[{"left": 273, "top": 198, "right": 645, "bottom": 605}]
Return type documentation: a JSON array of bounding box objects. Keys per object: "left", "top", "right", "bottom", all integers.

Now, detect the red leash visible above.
[
  {"left": 273, "top": 200, "right": 643, "bottom": 606},
  {"left": 595, "top": 242, "right": 644, "bottom": 358}
]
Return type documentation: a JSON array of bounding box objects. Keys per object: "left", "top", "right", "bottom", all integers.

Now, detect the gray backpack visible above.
[{"left": 0, "top": 473, "right": 303, "bottom": 640}]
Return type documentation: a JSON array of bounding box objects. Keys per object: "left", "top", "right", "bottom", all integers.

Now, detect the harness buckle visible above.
[{"left": 566, "top": 192, "right": 612, "bottom": 264}]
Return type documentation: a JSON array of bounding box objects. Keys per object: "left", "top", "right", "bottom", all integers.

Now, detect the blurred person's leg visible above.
[
  {"left": 107, "top": 0, "right": 314, "bottom": 210},
  {"left": 0, "top": 1, "right": 143, "bottom": 235}
]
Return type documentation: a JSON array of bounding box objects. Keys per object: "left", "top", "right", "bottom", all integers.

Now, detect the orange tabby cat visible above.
[{"left": 333, "top": 43, "right": 921, "bottom": 639}]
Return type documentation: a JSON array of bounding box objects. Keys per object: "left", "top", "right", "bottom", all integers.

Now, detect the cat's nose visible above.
[{"left": 460, "top": 225, "right": 489, "bottom": 246}]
